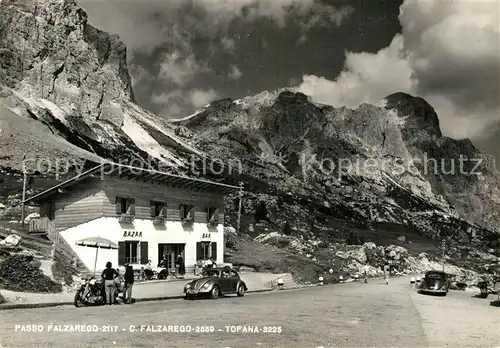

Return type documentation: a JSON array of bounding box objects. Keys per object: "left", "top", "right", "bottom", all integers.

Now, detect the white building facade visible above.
[{"left": 25, "top": 163, "right": 240, "bottom": 273}]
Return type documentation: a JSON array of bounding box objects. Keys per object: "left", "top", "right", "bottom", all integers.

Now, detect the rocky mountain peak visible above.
[
  {"left": 384, "top": 92, "right": 443, "bottom": 143},
  {"left": 0, "top": 0, "right": 134, "bottom": 127}
]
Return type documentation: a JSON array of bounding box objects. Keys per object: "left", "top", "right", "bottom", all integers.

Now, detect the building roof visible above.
[{"left": 23, "top": 162, "right": 242, "bottom": 205}]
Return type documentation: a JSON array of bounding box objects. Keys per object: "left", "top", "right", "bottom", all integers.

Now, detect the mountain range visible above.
[{"left": 0, "top": 0, "right": 499, "bottom": 263}]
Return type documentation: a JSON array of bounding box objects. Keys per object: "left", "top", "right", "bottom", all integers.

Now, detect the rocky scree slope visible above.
[{"left": 0, "top": 0, "right": 498, "bottom": 283}]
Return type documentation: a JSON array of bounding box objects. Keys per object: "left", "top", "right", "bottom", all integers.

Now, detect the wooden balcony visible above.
[{"left": 28, "top": 217, "right": 53, "bottom": 234}]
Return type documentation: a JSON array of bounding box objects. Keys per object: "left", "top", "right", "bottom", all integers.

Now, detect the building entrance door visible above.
[{"left": 158, "top": 244, "right": 185, "bottom": 269}]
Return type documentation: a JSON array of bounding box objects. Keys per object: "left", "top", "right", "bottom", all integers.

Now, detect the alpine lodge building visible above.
[{"left": 24, "top": 162, "right": 240, "bottom": 273}]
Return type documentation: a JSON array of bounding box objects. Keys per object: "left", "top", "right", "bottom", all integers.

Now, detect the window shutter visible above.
[
  {"left": 150, "top": 202, "right": 156, "bottom": 217},
  {"left": 188, "top": 205, "right": 194, "bottom": 219},
  {"left": 118, "top": 242, "right": 126, "bottom": 265},
  {"left": 140, "top": 242, "right": 148, "bottom": 264},
  {"left": 196, "top": 242, "right": 202, "bottom": 261},
  {"left": 179, "top": 204, "right": 185, "bottom": 219},
  {"left": 160, "top": 205, "right": 167, "bottom": 217},
  {"left": 211, "top": 242, "right": 217, "bottom": 261},
  {"left": 115, "top": 198, "right": 121, "bottom": 214}
]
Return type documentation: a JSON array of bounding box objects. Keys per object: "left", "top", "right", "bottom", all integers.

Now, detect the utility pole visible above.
[
  {"left": 236, "top": 182, "right": 244, "bottom": 234},
  {"left": 441, "top": 238, "right": 446, "bottom": 272},
  {"left": 21, "top": 154, "right": 27, "bottom": 227}
]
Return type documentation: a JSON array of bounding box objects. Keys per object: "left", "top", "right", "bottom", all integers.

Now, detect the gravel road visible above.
[{"left": 0, "top": 276, "right": 498, "bottom": 348}]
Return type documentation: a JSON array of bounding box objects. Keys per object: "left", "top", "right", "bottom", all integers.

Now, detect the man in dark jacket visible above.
[
  {"left": 124, "top": 264, "right": 134, "bottom": 304},
  {"left": 176, "top": 255, "right": 185, "bottom": 276}
]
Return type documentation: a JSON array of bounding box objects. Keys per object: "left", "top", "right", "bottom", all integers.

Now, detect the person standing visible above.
[
  {"left": 176, "top": 254, "right": 185, "bottom": 276},
  {"left": 384, "top": 263, "right": 390, "bottom": 285},
  {"left": 101, "top": 261, "right": 118, "bottom": 305},
  {"left": 124, "top": 264, "right": 134, "bottom": 304},
  {"left": 363, "top": 264, "right": 370, "bottom": 283}
]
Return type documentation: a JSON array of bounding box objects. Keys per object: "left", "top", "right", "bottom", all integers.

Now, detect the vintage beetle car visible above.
[
  {"left": 419, "top": 270, "right": 450, "bottom": 295},
  {"left": 183, "top": 267, "right": 247, "bottom": 299}
]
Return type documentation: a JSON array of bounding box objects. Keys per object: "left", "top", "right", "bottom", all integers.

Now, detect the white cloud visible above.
[
  {"left": 152, "top": 88, "right": 219, "bottom": 118},
  {"left": 296, "top": 0, "right": 500, "bottom": 143},
  {"left": 188, "top": 89, "right": 219, "bottom": 108},
  {"left": 296, "top": 35, "right": 412, "bottom": 108},
  {"left": 297, "top": 2, "right": 355, "bottom": 42},
  {"left": 128, "top": 64, "right": 151, "bottom": 87},
  {"left": 78, "top": 0, "right": 354, "bottom": 52},
  {"left": 228, "top": 65, "right": 243, "bottom": 80},
  {"left": 158, "top": 51, "right": 208, "bottom": 86},
  {"left": 221, "top": 37, "right": 236, "bottom": 52}
]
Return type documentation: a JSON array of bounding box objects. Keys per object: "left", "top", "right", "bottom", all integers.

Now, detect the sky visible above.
[{"left": 78, "top": 0, "right": 500, "bottom": 164}]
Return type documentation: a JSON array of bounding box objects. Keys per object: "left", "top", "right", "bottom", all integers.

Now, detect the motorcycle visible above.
[{"left": 74, "top": 275, "right": 126, "bottom": 307}]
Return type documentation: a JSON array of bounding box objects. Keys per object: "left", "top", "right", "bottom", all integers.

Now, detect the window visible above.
[
  {"left": 207, "top": 207, "right": 219, "bottom": 222},
  {"left": 196, "top": 241, "right": 217, "bottom": 261},
  {"left": 180, "top": 204, "right": 194, "bottom": 220},
  {"left": 116, "top": 197, "right": 135, "bottom": 215},
  {"left": 150, "top": 201, "right": 166, "bottom": 217},
  {"left": 125, "top": 241, "right": 139, "bottom": 264},
  {"left": 118, "top": 241, "right": 148, "bottom": 265}
]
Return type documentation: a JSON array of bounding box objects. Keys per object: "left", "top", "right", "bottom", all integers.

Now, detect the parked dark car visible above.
[
  {"left": 183, "top": 267, "right": 247, "bottom": 299},
  {"left": 419, "top": 270, "right": 450, "bottom": 296}
]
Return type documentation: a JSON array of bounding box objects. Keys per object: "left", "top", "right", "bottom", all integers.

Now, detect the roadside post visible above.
[
  {"left": 441, "top": 239, "right": 446, "bottom": 272},
  {"left": 339, "top": 275, "right": 344, "bottom": 283},
  {"left": 410, "top": 277, "right": 415, "bottom": 288},
  {"left": 318, "top": 276, "right": 324, "bottom": 285},
  {"left": 277, "top": 278, "right": 284, "bottom": 290}
]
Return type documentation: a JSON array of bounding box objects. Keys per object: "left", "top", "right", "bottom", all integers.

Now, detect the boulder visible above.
[
  {"left": 335, "top": 251, "right": 349, "bottom": 259},
  {"left": 0, "top": 234, "right": 22, "bottom": 247},
  {"left": 346, "top": 248, "right": 367, "bottom": 263}
]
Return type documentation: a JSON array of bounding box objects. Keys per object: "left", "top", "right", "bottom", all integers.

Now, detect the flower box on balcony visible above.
[
  {"left": 181, "top": 217, "right": 194, "bottom": 226},
  {"left": 153, "top": 216, "right": 165, "bottom": 225},
  {"left": 119, "top": 214, "right": 134, "bottom": 223}
]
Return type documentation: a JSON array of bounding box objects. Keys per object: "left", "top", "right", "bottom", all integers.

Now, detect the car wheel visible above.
[
  {"left": 237, "top": 284, "right": 245, "bottom": 297},
  {"left": 210, "top": 285, "right": 220, "bottom": 299}
]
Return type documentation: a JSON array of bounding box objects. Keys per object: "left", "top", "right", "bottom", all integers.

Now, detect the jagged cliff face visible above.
[
  {"left": 0, "top": 0, "right": 498, "bottom": 248},
  {"left": 0, "top": 0, "right": 133, "bottom": 124},
  {"left": 0, "top": 0, "right": 195, "bottom": 174},
  {"left": 171, "top": 90, "right": 500, "bottom": 244}
]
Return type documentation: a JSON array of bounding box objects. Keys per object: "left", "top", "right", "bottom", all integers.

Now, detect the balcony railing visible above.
[
  {"left": 118, "top": 214, "right": 135, "bottom": 223},
  {"left": 28, "top": 217, "right": 52, "bottom": 234},
  {"left": 152, "top": 216, "right": 166, "bottom": 224}
]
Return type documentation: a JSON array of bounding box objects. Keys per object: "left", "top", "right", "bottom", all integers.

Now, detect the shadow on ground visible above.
[{"left": 489, "top": 299, "right": 500, "bottom": 307}]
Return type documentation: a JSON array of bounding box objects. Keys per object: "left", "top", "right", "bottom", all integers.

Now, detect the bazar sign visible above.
[{"left": 123, "top": 231, "right": 142, "bottom": 238}]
